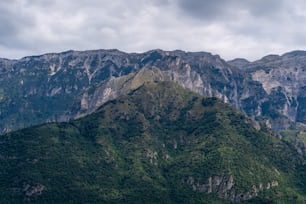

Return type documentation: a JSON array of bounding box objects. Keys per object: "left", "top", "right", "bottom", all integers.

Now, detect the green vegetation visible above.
[
  {"left": 0, "top": 81, "right": 305, "bottom": 203},
  {"left": 280, "top": 125, "right": 306, "bottom": 156}
]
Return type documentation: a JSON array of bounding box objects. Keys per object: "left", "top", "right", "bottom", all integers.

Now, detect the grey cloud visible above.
[
  {"left": 0, "top": 0, "right": 306, "bottom": 61},
  {"left": 0, "top": 1, "right": 35, "bottom": 49},
  {"left": 175, "top": 0, "right": 286, "bottom": 21},
  {"left": 175, "top": 0, "right": 232, "bottom": 20},
  {"left": 242, "top": 0, "right": 285, "bottom": 17},
  {"left": 0, "top": 0, "right": 160, "bottom": 57}
]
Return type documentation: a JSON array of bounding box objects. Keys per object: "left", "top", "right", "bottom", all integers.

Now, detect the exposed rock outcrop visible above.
[{"left": 184, "top": 175, "right": 279, "bottom": 202}]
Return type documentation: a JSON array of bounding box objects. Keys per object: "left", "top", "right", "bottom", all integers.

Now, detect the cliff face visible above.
[
  {"left": 1, "top": 49, "right": 306, "bottom": 133},
  {"left": 0, "top": 49, "right": 140, "bottom": 133},
  {"left": 246, "top": 51, "right": 306, "bottom": 126}
]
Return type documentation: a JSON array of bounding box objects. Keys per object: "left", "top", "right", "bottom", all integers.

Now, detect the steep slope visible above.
[
  {"left": 245, "top": 51, "right": 306, "bottom": 126},
  {"left": 238, "top": 51, "right": 306, "bottom": 152},
  {"left": 67, "top": 67, "right": 169, "bottom": 118},
  {"left": 0, "top": 49, "right": 139, "bottom": 133},
  {"left": 0, "top": 81, "right": 305, "bottom": 203}
]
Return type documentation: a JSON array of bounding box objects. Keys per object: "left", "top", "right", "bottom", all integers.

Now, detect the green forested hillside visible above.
[{"left": 0, "top": 81, "right": 305, "bottom": 203}]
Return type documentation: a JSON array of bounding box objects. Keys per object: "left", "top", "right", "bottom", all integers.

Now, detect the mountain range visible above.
[
  {"left": 2, "top": 49, "right": 306, "bottom": 134},
  {"left": 1, "top": 49, "right": 306, "bottom": 202},
  {"left": 2, "top": 49, "right": 306, "bottom": 155}
]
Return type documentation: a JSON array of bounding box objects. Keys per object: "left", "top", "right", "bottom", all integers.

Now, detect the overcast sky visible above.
[{"left": 1, "top": 0, "right": 306, "bottom": 61}]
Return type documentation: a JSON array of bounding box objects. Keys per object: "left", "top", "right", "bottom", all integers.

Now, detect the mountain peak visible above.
[
  {"left": 258, "top": 54, "right": 281, "bottom": 62},
  {"left": 282, "top": 50, "right": 306, "bottom": 58},
  {"left": 227, "top": 58, "right": 250, "bottom": 68}
]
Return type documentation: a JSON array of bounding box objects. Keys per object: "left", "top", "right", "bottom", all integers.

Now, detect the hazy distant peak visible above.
[
  {"left": 282, "top": 50, "right": 306, "bottom": 58},
  {"left": 227, "top": 58, "right": 250, "bottom": 68}
]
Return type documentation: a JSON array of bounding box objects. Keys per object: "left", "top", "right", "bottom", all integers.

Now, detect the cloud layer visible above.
[{"left": 1, "top": 0, "right": 306, "bottom": 60}]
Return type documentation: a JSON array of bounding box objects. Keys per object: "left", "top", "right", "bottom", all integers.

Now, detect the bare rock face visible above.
[
  {"left": 70, "top": 67, "right": 168, "bottom": 118},
  {"left": 22, "top": 183, "right": 45, "bottom": 197},
  {"left": 184, "top": 175, "right": 279, "bottom": 202},
  {"left": 245, "top": 51, "right": 306, "bottom": 129}
]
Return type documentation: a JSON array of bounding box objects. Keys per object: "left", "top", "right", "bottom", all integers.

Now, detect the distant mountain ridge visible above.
[{"left": 1, "top": 49, "right": 306, "bottom": 134}]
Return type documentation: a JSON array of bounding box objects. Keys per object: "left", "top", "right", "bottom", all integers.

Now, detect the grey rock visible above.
[{"left": 184, "top": 175, "right": 278, "bottom": 202}]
